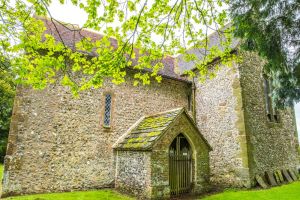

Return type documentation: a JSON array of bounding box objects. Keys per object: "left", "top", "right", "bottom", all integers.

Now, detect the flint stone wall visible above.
[
  {"left": 114, "top": 151, "right": 151, "bottom": 199},
  {"left": 194, "top": 63, "right": 250, "bottom": 188},
  {"left": 239, "top": 51, "right": 299, "bottom": 184},
  {"left": 3, "top": 71, "right": 190, "bottom": 197}
]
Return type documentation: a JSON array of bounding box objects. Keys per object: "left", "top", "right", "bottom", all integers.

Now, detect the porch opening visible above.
[{"left": 169, "top": 133, "right": 192, "bottom": 196}]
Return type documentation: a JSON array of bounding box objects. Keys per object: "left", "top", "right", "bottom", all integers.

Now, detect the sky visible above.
[
  {"left": 48, "top": 1, "right": 300, "bottom": 141},
  {"left": 48, "top": 1, "right": 87, "bottom": 27}
]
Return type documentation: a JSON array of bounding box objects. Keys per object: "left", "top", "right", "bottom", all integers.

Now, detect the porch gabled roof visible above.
[{"left": 113, "top": 108, "right": 212, "bottom": 151}]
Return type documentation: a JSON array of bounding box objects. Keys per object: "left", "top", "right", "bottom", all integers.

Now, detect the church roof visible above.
[
  {"left": 176, "top": 24, "right": 241, "bottom": 74},
  {"left": 114, "top": 108, "right": 212, "bottom": 151},
  {"left": 40, "top": 17, "right": 189, "bottom": 83},
  {"left": 39, "top": 17, "right": 240, "bottom": 82}
]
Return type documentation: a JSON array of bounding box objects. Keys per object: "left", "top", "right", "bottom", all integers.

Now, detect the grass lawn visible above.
[
  {"left": 3, "top": 190, "right": 134, "bottom": 200},
  {"left": 0, "top": 164, "right": 299, "bottom": 200},
  {"left": 202, "top": 182, "right": 300, "bottom": 200}
]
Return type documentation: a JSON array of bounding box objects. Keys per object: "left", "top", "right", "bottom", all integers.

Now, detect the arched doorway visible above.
[{"left": 169, "top": 133, "right": 192, "bottom": 196}]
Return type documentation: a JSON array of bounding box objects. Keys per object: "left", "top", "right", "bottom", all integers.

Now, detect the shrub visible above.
[{"left": 0, "top": 136, "right": 8, "bottom": 163}]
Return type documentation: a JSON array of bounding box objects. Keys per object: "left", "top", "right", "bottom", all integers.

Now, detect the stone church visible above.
[{"left": 2, "top": 19, "right": 299, "bottom": 199}]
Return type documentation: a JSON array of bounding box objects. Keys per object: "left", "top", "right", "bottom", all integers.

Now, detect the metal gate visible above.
[{"left": 169, "top": 134, "right": 192, "bottom": 196}]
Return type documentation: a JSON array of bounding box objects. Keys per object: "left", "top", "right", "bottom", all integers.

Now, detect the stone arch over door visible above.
[{"left": 169, "top": 133, "right": 193, "bottom": 196}]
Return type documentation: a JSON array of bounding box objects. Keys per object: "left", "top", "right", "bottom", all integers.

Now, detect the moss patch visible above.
[
  {"left": 147, "top": 132, "right": 161, "bottom": 137},
  {"left": 115, "top": 108, "right": 183, "bottom": 150}
]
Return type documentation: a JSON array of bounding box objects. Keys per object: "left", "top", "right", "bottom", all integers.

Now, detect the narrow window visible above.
[
  {"left": 269, "top": 81, "right": 280, "bottom": 123},
  {"left": 263, "top": 76, "right": 280, "bottom": 123},
  {"left": 187, "top": 94, "right": 192, "bottom": 111},
  {"left": 263, "top": 77, "right": 272, "bottom": 121},
  {"left": 103, "top": 94, "right": 112, "bottom": 127}
]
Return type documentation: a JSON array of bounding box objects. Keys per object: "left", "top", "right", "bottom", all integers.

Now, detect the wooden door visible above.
[{"left": 169, "top": 134, "right": 192, "bottom": 196}]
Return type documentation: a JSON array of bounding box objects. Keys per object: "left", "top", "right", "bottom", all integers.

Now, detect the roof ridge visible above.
[{"left": 143, "top": 107, "right": 184, "bottom": 118}]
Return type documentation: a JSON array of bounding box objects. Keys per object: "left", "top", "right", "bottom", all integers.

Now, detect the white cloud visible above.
[{"left": 48, "top": 1, "right": 87, "bottom": 27}]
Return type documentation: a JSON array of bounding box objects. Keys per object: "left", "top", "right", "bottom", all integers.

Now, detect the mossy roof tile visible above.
[{"left": 115, "top": 108, "right": 183, "bottom": 150}]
